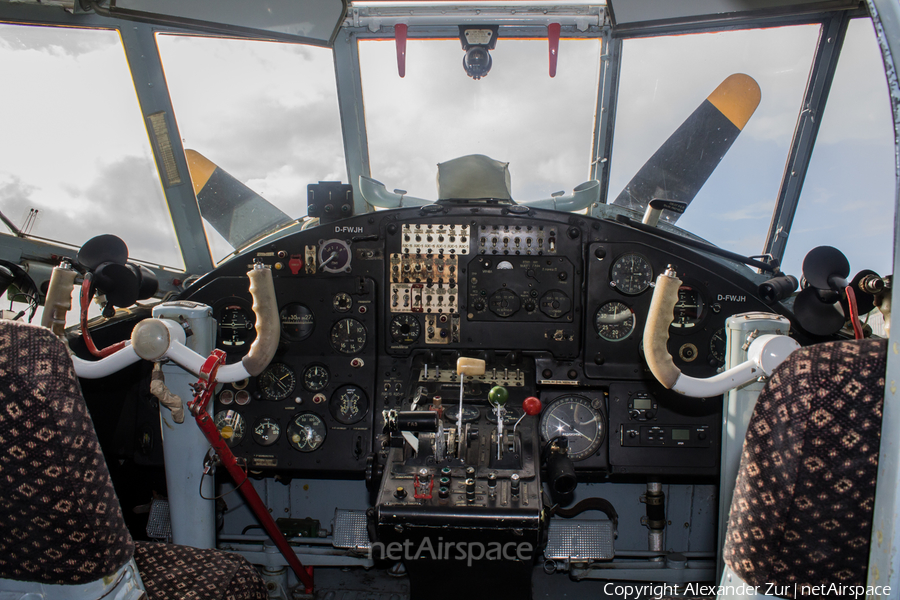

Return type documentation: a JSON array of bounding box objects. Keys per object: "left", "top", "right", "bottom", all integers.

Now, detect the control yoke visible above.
[
  {"left": 42, "top": 261, "right": 280, "bottom": 381},
  {"left": 643, "top": 266, "right": 799, "bottom": 397}
]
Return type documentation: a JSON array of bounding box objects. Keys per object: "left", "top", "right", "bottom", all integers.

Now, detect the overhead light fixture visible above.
[{"left": 459, "top": 25, "right": 498, "bottom": 80}]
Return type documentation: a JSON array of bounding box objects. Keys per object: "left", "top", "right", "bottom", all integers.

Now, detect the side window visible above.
[
  {"left": 156, "top": 34, "right": 346, "bottom": 262},
  {"left": 0, "top": 24, "right": 183, "bottom": 269},
  {"left": 781, "top": 18, "right": 894, "bottom": 280}
]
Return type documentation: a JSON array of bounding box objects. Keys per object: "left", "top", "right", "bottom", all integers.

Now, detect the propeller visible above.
[
  {"left": 184, "top": 150, "right": 293, "bottom": 249},
  {"left": 76, "top": 234, "right": 158, "bottom": 311},
  {"left": 612, "top": 73, "right": 761, "bottom": 223}
]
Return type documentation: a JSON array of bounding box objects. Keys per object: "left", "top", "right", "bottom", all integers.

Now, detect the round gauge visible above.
[
  {"left": 489, "top": 289, "right": 521, "bottom": 318},
  {"left": 302, "top": 365, "right": 330, "bottom": 392},
  {"left": 287, "top": 413, "right": 327, "bottom": 452},
  {"left": 611, "top": 253, "right": 653, "bottom": 295},
  {"left": 252, "top": 417, "right": 280, "bottom": 446},
  {"left": 214, "top": 410, "right": 245, "bottom": 447},
  {"left": 333, "top": 292, "right": 352, "bottom": 313},
  {"left": 710, "top": 328, "right": 727, "bottom": 363},
  {"left": 217, "top": 305, "right": 256, "bottom": 350},
  {"left": 540, "top": 395, "right": 605, "bottom": 461},
  {"left": 594, "top": 301, "right": 636, "bottom": 342},
  {"left": 672, "top": 286, "right": 705, "bottom": 329},
  {"left": 443, "top": 405, "right": 481, "bottom": 424},
  {"left": 539, "top": 289, "right": 571, "bottom": 318},
  {"left": 318, "top": 239, "right": 352, "bottom": 273},
  {"left": 390, "top": 314, "right": 421, "bottom": 344},
  {"left": 330, "top": 385, "right": 369, "bottom": 425},
  {"left": 330, "top": 318, "right": 367, "bottom": 354},
  {"left": 258, "top": 363, "right": 296, "bottom": 401},
  {"left": 280, "top": 303, "right": 315, "bottom": 341},
  {"left": 219, "top": 389, "right": 234, "bottom": 405},
  {"left": 235, "top": 390, "right": 251, "bottom": 406},
  {"left": 485, "top": 406, "right": 521, "bottom": 425}
]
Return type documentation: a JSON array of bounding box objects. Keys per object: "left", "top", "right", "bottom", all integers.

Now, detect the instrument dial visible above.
[
  {"left": 280, "top": 303, "right": 315, "bottom": 341},
  {"left": 390, "top": 314, "right": 421, "bottom": 344},
  {"left": 214, "top": 410, "right": 245, "bottom": 447},
  {"left": 330, "top": 318, "right": 367, "bottom": 354},
  {"left": 540, "top": 395, "right": 605, "bottom": 461},
  {"left": 252, "top": 417, "right": 280, "bottom": 446},
  {"left": 258, "top": 363, "right": 296, "bottom": 401},
  {"left": 330, "top": 385, "right": 369, "bottom": 425},
  {"left": 611, "top": 253, "right": 653, "bottom": 295},
  {"left": 710, "top": 328, "right": 727, "bottom": 363},
  {"left": 539, "top": 289, "right": 571, "bottom": 318},
  {"left": 217, "top": 305, "right": 255, "bottom": 350},
  {"left": 288, "top": 413, "right": 327, "bottom": 452},
  {"left": 594, "top": 301, "right": 636, "bottom": 342},
  {"left": 333, "top": 292, "right": 352, "bottom": 312},
  {"left": 302, "top": 365, "right": 330, "bottom": 392},
  {"left": 318, "top": 239, "right": 352, "bottom": 273},
  {"left": 443, "top": 405, "right": 481, "bottom": 424},
  {"left": 489, "top": 289, "right": 520, "bottom": 318},
  {"left": 672, "top": 286, "right": 705, "bottom": 329}
]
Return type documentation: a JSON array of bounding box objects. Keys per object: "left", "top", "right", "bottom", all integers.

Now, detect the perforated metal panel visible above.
[
  {"left": 146, "top": 498, "right": 172, "bottom": 542},
  {"left": 545, "top": 518, "right": 615, "bottom": 561},
  {"left": 332, "top": 509, "right": 371, "bottom": 550}
]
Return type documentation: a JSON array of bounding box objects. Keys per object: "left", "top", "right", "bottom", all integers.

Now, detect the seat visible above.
[
  {"left": 722, "top": 338, "right": 886, "bottom": 594},
  {"left": 0, "top": 320, "right": 267, "bottom": 600}
]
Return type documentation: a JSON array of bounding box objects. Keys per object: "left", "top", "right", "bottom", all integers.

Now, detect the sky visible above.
[{"left": 0, "top": 14, "right": 895, "bottom": 320}]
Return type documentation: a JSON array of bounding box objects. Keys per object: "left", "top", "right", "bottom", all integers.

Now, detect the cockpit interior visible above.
[{"left": 1, "top": 1, "right": 899, "bottom": 599}]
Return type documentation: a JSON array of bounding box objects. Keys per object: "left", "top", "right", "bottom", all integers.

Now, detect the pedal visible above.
[
  {"left": 146, "top": 498, "right": 172, "bottom": 542},
  {"left": 545, "top": 518, "right": 615, "bottom": 562},
  {"left": 332, "top": 509, "right": 371, "bottom": 551}
]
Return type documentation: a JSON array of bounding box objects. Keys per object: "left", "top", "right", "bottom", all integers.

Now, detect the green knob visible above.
[{"left": 489, "top": 385, "right": 509, "bottom": 406}]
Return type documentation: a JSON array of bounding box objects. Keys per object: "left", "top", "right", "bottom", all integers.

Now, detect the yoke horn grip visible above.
[
  {"left": 643, "top": 270, "right": 683, "bottom": 389},
  {"left": 41, "top": 265, "right": 77, "bottom": 339},
  {"left": 241, "top": 265, "right": 280, "bottom": 377}
]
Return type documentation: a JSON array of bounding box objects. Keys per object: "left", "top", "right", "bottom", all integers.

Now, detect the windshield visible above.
[{"left": 359, "top": 37, "right": 602, "bottom": 201}]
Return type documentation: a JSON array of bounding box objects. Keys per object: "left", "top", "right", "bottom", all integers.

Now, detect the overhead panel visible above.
[{"left": 111, "top": 0, "right": 347, "bottom": 46}]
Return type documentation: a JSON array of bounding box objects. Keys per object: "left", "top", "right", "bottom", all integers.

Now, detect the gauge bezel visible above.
[
  {"left": 252, "top": 417, "right": 281, "bottom": 447},
  {"left": 709, "top": 327, "right": 727, "bottom": 363},
  {"left": 330, "top": 318, "right": 367, "bottom": 354},
  {"left": 287, "top": 412, "right": 327, "bottom": 453},
  {"left": 539, "top": 395, "right": 605, "bottom": 461},
  {"left": 258, "top": 363, "right": 297, "bottom": 401},
  {"left": 610, "top": 252, "right": 653, "bottom": 295},
  {"left": 318, "top": 238, "right": 352, "bottom": 273},
  {"left": 330, "top": 384, "right": 369, "bottom": 425},
  {"left": 594, "top": 301, "right": 636, "bottom": 342},
  {"left": 214, "top": 410, "right": 245, "bottom": 448},
  {"left": 213, "top": 297, "right": 256, "bottom": 354},
  {"left": 390, "top": 314, "right": 421, "bottom": 345},
  {"left": 302, "top": 364, "right": 330, "bottom": 392},
  {"left": 279, "top": 302, "right": 315, "bottom": 342},
  {"left": 670, "top": 284, "right": 707, "bottom": 331}
]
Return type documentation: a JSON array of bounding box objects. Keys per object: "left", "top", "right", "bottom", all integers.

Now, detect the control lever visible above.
[
  {"left": 455, "top": 357, "right": 485, "bottom": 456},
  {"left": 488, "top": 385, "right": 508, "bottom": 459},
  {"left": 643, "top": 265, "right": 799, "bottom": 397},
  {"left": 44, "top": 261, "right": 280, "bottom": 382},
  {"left": 514, "top": 396, "right": 542, "bottom": 437}
]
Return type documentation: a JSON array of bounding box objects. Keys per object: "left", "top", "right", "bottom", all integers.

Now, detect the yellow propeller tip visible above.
[
  {"left": 184, "top": 149, "right": 218, "bottom": 197},
  {"left": 707, "top": 73, "right": 761, "bottom": 130}
]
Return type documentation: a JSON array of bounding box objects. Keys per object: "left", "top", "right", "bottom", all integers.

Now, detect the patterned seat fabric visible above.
[
  {"left": 134, "top": 542, "right": 268, "bottom": 600},
  {"left": 0, "top": 321, "right": 269, "bottom": 600},
  {"left": 724, "top": 338, "right": 886, "bottom": 594},
  {"left": 0, "top": 321, "right": 133, "bottom": 584}
]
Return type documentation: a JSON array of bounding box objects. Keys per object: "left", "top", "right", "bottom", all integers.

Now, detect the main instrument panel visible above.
[{"left": 182, "top": 203, "right": 783, "bottom": 479}]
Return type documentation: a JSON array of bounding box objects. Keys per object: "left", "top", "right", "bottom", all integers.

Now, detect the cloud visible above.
[{"left": 0, "top": 22, "right": 118, "bottom": 57}]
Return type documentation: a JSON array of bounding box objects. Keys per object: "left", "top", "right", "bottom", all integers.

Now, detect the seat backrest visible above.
[
  {"left": 724, "top": 338, "right": 886, "bottom": 589},
  {"left": 0, "top": 320, "right": 134, "bottom": 584}
]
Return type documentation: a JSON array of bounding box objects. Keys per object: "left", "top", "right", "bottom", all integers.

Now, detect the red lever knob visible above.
[{"left": 523, "top": 396, "right": 542, "bottom": 416}]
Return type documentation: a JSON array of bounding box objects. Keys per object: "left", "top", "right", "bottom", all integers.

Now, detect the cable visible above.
[
  {"left": 80, "top": 273, "right": 127, "bottom": 358},
  {"left": 845, "top": 285, "right": 864, "bottom": 340}
]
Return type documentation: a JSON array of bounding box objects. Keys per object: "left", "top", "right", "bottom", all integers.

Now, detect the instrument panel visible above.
[{"left": 181, "top": 203, "right": 785, "bottom": 478}]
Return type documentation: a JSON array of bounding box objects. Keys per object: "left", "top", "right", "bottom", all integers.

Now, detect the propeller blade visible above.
[
  {"left": 185, "top": 150, "right": 294, "bottom": 249},
  {"left": 77, "top": 234, "right": 129, "bottom": 270},
  {"left": 612, "top": 73, "right": 761, "bottom": 223}
]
